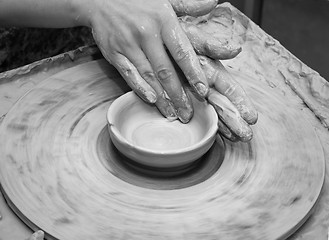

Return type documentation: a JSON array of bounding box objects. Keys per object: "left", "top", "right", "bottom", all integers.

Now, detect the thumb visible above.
[
  {"left": 180, "top": 20, "right": 241, "bottom": 60},
  {"left": 169, "top": 0, "right": 218, "bottom": 17}
]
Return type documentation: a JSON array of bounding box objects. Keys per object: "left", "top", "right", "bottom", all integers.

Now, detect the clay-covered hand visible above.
[
  {"left": 0, "top": 0, "right": 219, "bottom": 124},
  {"left": 178, "top": 6, "right": 258, "bottom": 142},
  {"left": 200, "top": 57, "right": 258, "bottom": 142},
  {"left": 27, "top": 230, "right": 44, "bottom": 240},
  {"left": 180, "top": 55, "right": 258, "bottom": 142},
  {"left": 83, "top": 0, "right": 221, "bottom": 123}
]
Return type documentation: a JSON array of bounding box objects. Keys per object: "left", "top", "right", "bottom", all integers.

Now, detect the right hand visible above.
[{"left": 80, "top": 0, "right": 219, "bottom": 123}]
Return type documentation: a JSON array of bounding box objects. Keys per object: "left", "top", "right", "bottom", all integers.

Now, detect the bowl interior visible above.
[{"left": 108, "top": 91, "right": 218, "bottom": 155}]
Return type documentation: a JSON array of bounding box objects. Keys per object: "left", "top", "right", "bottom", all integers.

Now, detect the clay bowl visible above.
[{"left": 107, "top": 91, "right": 218, "bottom": 170}]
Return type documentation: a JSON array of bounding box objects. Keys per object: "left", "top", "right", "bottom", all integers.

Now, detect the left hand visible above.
[
  {"left": 199, "top": 56, "right": 258, "bottom": 142},
  {"left": 179, "top": 8, "right": 258, "bottom": 142}
]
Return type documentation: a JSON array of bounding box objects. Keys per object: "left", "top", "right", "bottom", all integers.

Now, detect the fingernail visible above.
[
  {"left": 177, "top": 107, "right": 193, "bottom": 123},
  {"left": 166, "top": 105, "right": 177, "bottom": 121},
  {"left": 195, "top": 82, "right": 209, "bottom": 97},
  {"left": 145, "top": 91, "right": 157, "bottom": 103}
]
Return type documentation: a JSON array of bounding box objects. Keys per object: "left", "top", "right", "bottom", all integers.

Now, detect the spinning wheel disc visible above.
[{"left": 0, "top": 60, "right": 325, "bottom": 240}]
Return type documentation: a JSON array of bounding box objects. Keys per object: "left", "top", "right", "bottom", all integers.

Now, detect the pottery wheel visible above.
[{"left": 0, "top": 60, "right": 325, "bottom": 240}]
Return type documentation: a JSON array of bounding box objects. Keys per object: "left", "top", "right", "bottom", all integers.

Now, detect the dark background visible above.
[
  {"left": 1, "top": 0, "right": 329, "bottom": 81},
  {"left": 225, "top": 0, "right": 329, "bottom": 81}
]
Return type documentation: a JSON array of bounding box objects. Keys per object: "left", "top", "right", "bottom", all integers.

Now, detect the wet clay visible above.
[{"left": 0, "top": 59, "right": 325, "bottom": 240}]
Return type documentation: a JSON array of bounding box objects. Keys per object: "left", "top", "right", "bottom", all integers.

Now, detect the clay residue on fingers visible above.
[
  {"left": 174, "top": 87, "right": 194, "bottom": 123},
  {"left": 199, "top": 56, "right": 258, "bottom": 125},
  {"left": 233, "top": 96, "right": 258, "bottom": 125},
  {"left": 28, "top": 230, "right": 45, "bottom": 240},
  {"left": 208, "top": 5, "right": 233, "bottom": 25},
  {"left": 114, "top": 56, "right": 157, "bottom": 104},
  {"left": 181, "top": 5, "right": 240, "bottom": 52},
  {"left": 165, "top": 24, "right": 209, "bottom": 99},
  {"left": 217, "top": 118, "right": 239, "bottom": 142},
  {"left": 135, "top": 86, "right": 157, "bottom": 104},
  {"left": 208, "top": 89, "right": 253, "bottom": 141},
  {"left": 205, "top": 38, "right": 242, "bottom": 60},
  {"left": 171, "top": 0, "right": 218, "bottom": 17},
  {"left": 180, "top": 21, "right": 241, "bottom": 60},
  {"left": 155, "top": 91, "right": 178, "bottom": 121}
]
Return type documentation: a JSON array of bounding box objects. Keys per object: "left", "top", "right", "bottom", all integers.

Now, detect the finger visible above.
[
  {"left": 124, "top": 48, "right": 178, "bottom": 121},
  {"left": 199, "top": 56, "right": 258, "bottom": 125},
  {"left": 110, "top": 53, "right": 157, "bottom": 104},
  {"left": 169, "top": 0, "right": 218, "bottom": 17},
  {"left": 208, "top": 89, "right": 253, "bottom": 142},
  {"left": 154, "top": 91, "right": 178, "bottom": 121},
  {"left": 141, "top": 37, "right": 193, "bottom": 123},
  {"left": 217, "top": 118, "right": 239, "bottom": 142},
  {"left": 28, "top": 230, "right": 44, "bottom": 240},
  {"left": 179, "top": 20, "right": 241, "bottom": 60},
  {"left": 162, "top": 18, "right": 209, "bottom": 99},
  {"left": 185, "top": 85, "right": 238, "bottom": 142}
]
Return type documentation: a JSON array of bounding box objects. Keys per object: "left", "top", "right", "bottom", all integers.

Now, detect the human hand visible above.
[
  {"left": 200, "top": 56, "right": 258, "bottom": 142},
  {"left": 177, "top": 54, "right": 257, "bottom": 142},
  {"left": 27, "top": 230, "right": 44, "bottom": 240},
  {"left": 178, "top": 7, "right": 258, "bottom": 142},
  {"left": 81, "top": 0, "right": 220, "bottom": 123}
]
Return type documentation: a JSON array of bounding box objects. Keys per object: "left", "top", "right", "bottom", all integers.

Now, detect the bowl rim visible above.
[{"left": 107, "top": 91, "right": 218, "bottom": 155}]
